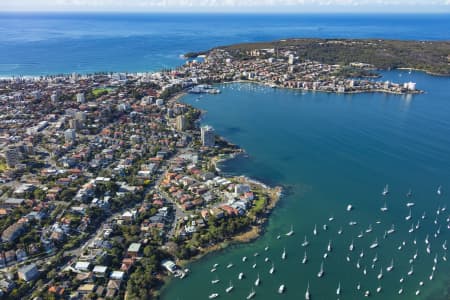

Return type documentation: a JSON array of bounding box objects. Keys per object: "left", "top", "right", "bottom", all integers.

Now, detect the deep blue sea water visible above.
[
  {"left": 1, "top": 13, "right": 450, "bottom": 300},
  {"left": 0, "top": 13, "right": 450, "bottom": 76}
]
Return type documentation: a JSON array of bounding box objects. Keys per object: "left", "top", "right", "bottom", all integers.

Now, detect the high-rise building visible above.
[
  {"left": 288, "top": 54, "right": 295, "bottom": 65},
  {"left": 64, "top": 129, "right": 76, "bottom": 143},
  {"left": 76, "top": 93, "right": 85, "bottom": 103},
  {"left": 176, "top": 115, "right": 187, "bottom": 131},
  {"left": 5, "top": 146, "right": 19, "bottom": 168},
  {"left": 201, "top": 125, "right": 215, "bottom": 147}
]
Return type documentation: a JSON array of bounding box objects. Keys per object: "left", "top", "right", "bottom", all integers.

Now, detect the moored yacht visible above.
[
  {"left": 380, "top": 201, "right": 388, "bottom": 212},
  {"left": 386, "top": 259, "right": 394, "bottom": 272},
  {"left": 285, "top": 224, "right": 294, "bottom": 236},
  {"left": 246, "top": 288, "right": 256, "bottom": 299},
  {"left": 278, "top": 284, "right": 285, "bottom": 294},
  {"left": 225, "top": 281, "right": 234, "bottom": 293},
  {"left": 377, "top": 267, "right": 383, "bottom": 280},
  {"left": 254, "top": 274, "right": 260, "bottom": 286},
  {"left": 302, "top": 251, "right": 308, "bottom": 264},
  {"left": 313, "top": 224, "right": 317, "bottom": 236},
  {"left": 208, "top": 293, "right": 219, "bottom": 299},
  {"left": 302, "top": 235, "right": 309, "bottom": 247},
  {"left": 281, "top": 248, "right": 286, "bottom": 260},
  {"left": 269, "top": 263, "right": 275, "bottom": 274},
  {"left": 336, "top": 282, "right": 341, "bottom": 295},
  {"left": 405, "top": 208, "right": 412, "bottom": 221},
  {"left": 382, "top": 184, "right": 389, "bottom": 196},
  {"left": 408, "top": 265, "right": 414, "bottom": 276},
  {"left": 317, "top": 261, "right": 324, "bottom": 278},
  {"left": 349, "top": 240, "right": 355, "bottom": 251},
  {"left": 437, "top": 185, "right": 442, "bottom": 195},
  {"left": 238, "top": 272, "right": 244, "bottom": 280},
  {"left": 305, "top": 282, "right": 311, "bottom": 300},
  {"left": 211, "top": 276, "right": 220, "bottom": 284},
  {"left": 370, "top": 238, "right": 379, "bottom": 249},
  {"left": 327, "top": 240, "right": 332, "bottom": 252}
]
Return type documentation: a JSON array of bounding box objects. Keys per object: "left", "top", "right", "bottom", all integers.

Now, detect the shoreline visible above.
[{"left": 157, "top": 92, "right": 282, "bottom": 299}]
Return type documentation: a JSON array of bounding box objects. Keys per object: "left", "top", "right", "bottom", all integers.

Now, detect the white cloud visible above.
[{"left": 1, "top": 0, "right": 450, "bottom": 11}]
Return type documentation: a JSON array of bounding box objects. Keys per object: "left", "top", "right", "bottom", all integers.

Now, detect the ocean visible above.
[
  {"left": 1, "top": 12, "right": 450, "bottom": 300},
  {"left": 0, "top": 13, "right": 450, "bottom": 76}
]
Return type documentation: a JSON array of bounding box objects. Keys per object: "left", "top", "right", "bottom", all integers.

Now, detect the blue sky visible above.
[{"left": 1, "top": 0, "right": 449, "bottom": 13}]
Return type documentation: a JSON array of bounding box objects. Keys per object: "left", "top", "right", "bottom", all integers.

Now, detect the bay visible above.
[{"left": 162, "top": 70, "right": 450, "bottom": 299}]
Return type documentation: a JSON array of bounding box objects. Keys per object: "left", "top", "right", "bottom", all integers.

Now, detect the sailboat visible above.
[
  {"left": 338, "top": 227, "right": 343, "bottom": 235},
  {"left": 356, "top": 259, "right": 361, "bottom": 269},
  {"left": 386, "top": 259, "right": 394, "bottom": 272},
  {"left": 363, "top": 267, "right": 367, "bottom": 275},
  {"left": 429, "top": 270, "right": 434, "bottom": 281},
  {"left": 443, "top": 240, "right": 447, "bottom": 251},
  {"left": 305, "top": 282, "right": 311, "bottom": 300},
  {"left": 380, "top": 201, "right": 388, "bottom": 212},
  {"left": 336, "top": 282, "right": 341, "bottom": 295},
  {"left": 269, "top": 263, "right": 275, "bottom": 274},
  {"left": 349, "top": 240, "right": 354, "bottom": 251},
  {"left": 377, "top": 267, "right": 383, "bottom": 280},
  {"left": 313, "top": 224, "right": 317, "bottom": 236},
  {"left": 408, "top": 223, "right": 414, "bottom": 233},
  {"left": 382, "top": 184, "right": 389, "bottom": 196},
  {"left": 437, "top": 185, "right": 442, "bottom": 195},
  {"left": 376, "top": 286, "right": 382, "bottom": 293},
  {"left": 425, "top": 234, "right": 430, "bottom": 244},
  {"left": 413, "top": 249, "right": 418, "bottom": 260},
  {"left": 317, "top": 261, "right": 324, "bottom": 278},
  {"left": 365, "top": 224, "right": 373, "bottom": 233},
  {"left": 327, "top": 240, "right": 332, "bottom": 252},
  {"left": 281, "top": 248, "right": 286, "bottom": 260},
  {"left": 246, "top": 288, "right": 256, "bottom": 299},
  {"left": 225, "top": 281, "right": 234, "bottom": 293},
  {"left": 415, "top": 219, "right": 420, "bottom": 229},
  {"left": 302, "top": 251, "right": 308, "bottom": 264},
  {"left": 252, "top": 263, "right": 257, "bottom": 269},
  {"left": 370, "top": 238, "right": 378, "bottom": 249},
  {"left": 242, "top": 256, "right": 247, "bottom": 262},
  {"left": 254, "top": 274, "right": 260, "bottom": 286},
  {"left": 398, "top": 287, "right": 404, "bottom": 294},
  {"left": 285, "top": 224, "right": 294, "bottom": 236},
  {"left": 360, "top": 249, "right": 364, "bottom": 258},
  {"left": 357, "top": 283, "right": 361, "bottom": 290},
  {"left": 357, "top": 231, "right": 364, "bottom": 238},
  {"left": 211, "top": 276, "right": 220, "bottom": 284},
  {"left": 264, "top": 245, "right": 269, "bottom": 251},
  {"left": 406, "top": 202, "right": 415, "bottom": 207},
  {"left": 407, "top": 265, "right": 414, "bottom": 276},
  {"left": 387, "top": 224, "right": 395, "bottom": 234},
  {"left": 372, "top": 253, "right": 378, "bottom": 263},
  {"left": 302, "top": 235, "right": 309, "bottom": 247},
  {"left": 405, "top": 208, "right": 412, "bottom": 221}
]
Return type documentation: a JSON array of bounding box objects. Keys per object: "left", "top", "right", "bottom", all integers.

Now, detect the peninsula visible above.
[{"left": 0, "top": 37, "right": 447, "bottom": 300}]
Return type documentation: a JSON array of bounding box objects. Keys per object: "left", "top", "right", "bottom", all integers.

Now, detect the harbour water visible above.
[{"left": 162, "top": 70, "right": 450, "bottom": 299}]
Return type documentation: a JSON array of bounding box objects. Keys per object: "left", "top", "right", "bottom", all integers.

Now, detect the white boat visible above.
[
  {"left": 226, "top": 263, "right": 233, "bottom": 269},
  {"left": 356, "top": 283, "right": 361, "bottom": 290},
  {"left": 277, "top": 235, "right": 281, "bottom": 239},
  {"left": 408, "top": 224, "right": 414, "bottom": 233},
  {"left": 323, "top": 252, "right": 328, "bottom": 259},
  {"left": 213, "top": 263, "right": 219, "bottom": 268},
  {"left": 377, "top": 267, "right": 383, "bottom": 280},
  {"left": 238, "top": 272, "right": 244, "bottom": 280},
  {"left": 242, "top": 256, "right": 247, "bottom": 262},
  {"left": 437, "top": 185, "right": 442, "bottom": 195},
  {"left": 407, "top": 265, "right": 414, "bottom": 276},
  {"left": 211, "top": 276, "right": 220, "bottom": 284},
  {"left": 380, "top": 201, "right": 388, "bottom": 212},
  {"left": 346, "top": 255, "right": 351, "bottom": 262},
  {"left": 254, "top": 252, "right": 259, "bottom": 257},
  {"left": 376, "top": 286, "right": 382, "bottom": 293},
  {"left": 349, "top": 221, "right": 357, "bottom": 226},
  {"left": 360, "top": 249, "right": 364, "bottom": 258},
  {"left": 413, "top": 249, "right": 418, "bottom": 260},
  {"left": 358, "top": 231, "right": 364, "bottom": 238},
  {"left": 264, "top": 257, "right": 269, "bottom": 262},
  {"left": 246, "top": 288, "right": 256, "bottom": 299},
  {"left": 211, "top": 268, "right": 217, "bottom": 273},
  {"left": 415, "top": 289, "right": 421, "bottom": 296},
  {"left": 415, "top": 220, "right": 420, "bottom": 229},
  {"left": 252, "top": 263, "right": 256, "bottom": 269},
  {"left": 356, "top": 259, "right": 361, "bottom": 269},
  {"left": 364, "top": 290, "right": 370, "bottom": 297},
  {"left": 425, "top": 234, "right": 429, "bottom": 244},
  {"left": 347, "top": 204, "right": 353, "bottom": 211},
  {"left": 302, "top": 235, "right": 309, "bottom": 247},
  {"left": 329, "top": 215, "right": 334, "bottom": 222},
  {"left": 406, "top": 202, "right": 415, "bottom": 207},
  {"left": 366, "top": 224, "right": 373, "bottom": 233},
  {"left": 382, "top": 184, "right": 389, "bottom": 196},
  {"left": 264, "top": 245, "right": 269, "bottom": 251},
  {"left": 313, "top": 224, "right": 317, "bottom": 236},
  {"left": 443, "top": 255, "right": 447, "bottom": 262},
  {"left": 338, "top": 227, "right": 343, "bottom": 235},
  {"left": 285, "top": 224, "right": 294, "bottom": 236},
  {"left": 208, "top": 293, "right": 219, "bottom": 299},
  {"left": 422, "top": 212, "right": 426, "bottom": 219},
  {"left": 317, "top": 261, "right": 324, "bottom": 278},
  {"left": 269, "top": 263, "right": 275, "bottom": 274},
  {"left": 419, "top": 281, "right": 424, "bottom": 286},
  {"left": 426, "top": 244, "right": 431, "bottom": 254},
  {"left": 278, "top": 284, "right": 285, "bottom": 294},
  {"left": 255, "top": 274, "right": 260, "bottom": 286},
  {"left": 327, "top": 240, "right": 332, "bottom": 252},
  {"left": 281, "top": 248, "right": 286, "bottom": 260},
  {"left": 387, "top": 224, "right": 395, "bottom": 234},
  {"left": 443, "top": 240, "right": 447, "bottom": 250},
  {"left": 336, "top": 282, "right": 341, "bottom": 295},
  {"left": 363, "top": 267, "right": 367, "bottom": 275},
  {"left": 386, "top": 259, "right": 394, "bottom": 272},
  {"left": 225, "top": 281, "right": 233, "bottom": 293},
  {"left": 405, "top": 208, "right": 412, "bottom": 221},
  {"left": 398, "top": 287, "right": 403, "bottom": 294},
  {"left": 323, "top": 224, "right": 328, "bottom": 231},
  {"left": 305, "top": 282, "right": 311, "bottom": 300},
  {"left": 434, "top": 254, "right": 438, "bottom": 264},
  {"left": 349, "top": 240, "right": 354, "bottom": 251},
  {"left": 302, "top": 251, "right": 308, "bottom": 264},
  {"left": 372, "top": 253, "right": 378, "bottom": 263},
  {"left": 370, "top": 238, "right": 378, "bottom": 249},
  {"left": 429, "top": 270, "right": 434, "bottom": 281},
  {"left": 400, "top": 277, "right": 404, "bottom": 283}
]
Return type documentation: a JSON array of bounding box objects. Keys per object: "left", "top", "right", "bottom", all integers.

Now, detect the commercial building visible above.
[{"left": 176, "top": 115, "right": 187, "bottom": 131}]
